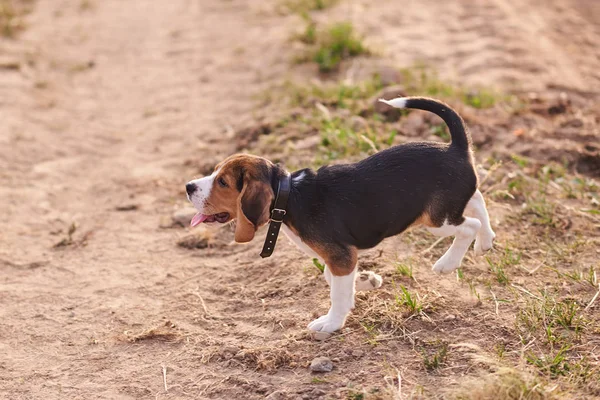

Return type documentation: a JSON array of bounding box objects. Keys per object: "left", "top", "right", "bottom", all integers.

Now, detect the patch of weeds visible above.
[
  {"left": 295, "top": 17, "right": 316, "bottom": 44},
  {"left": 487, "top": 258, "right": 510, "bottom": 285},
  {"left": 526, "top": 345, "right": 571, "bottom": 377},
  {"left": 395, "top": 284, "right": 423, "bottom": 315},
  {"left": 312, "top": 258, "right": 325, "bottom": 273},
  {"left": 485, "top": 247, "right": 521, "bottom": 285},
  {"left": 516, "top": 290, "right": 587, "bottom": 346},
  {"left": 296, "top": 21, "right": 368, "bottom": 72},
  {"left": 463, "top": 89, "right": 499, "bottom": 109},
  {"left": 523, "top": 196, "right": 557, "bottom": 227},
  {"left": 319, "top": 117, "right": 372, "bottom": 159},
  {"left": 360, "top": 321, "right": 380, "bottom": 345},
  {"left": 429, "top": 123, "right": 450, "bottom": 141},
  {"left": 400, "top": 64, "right": 503, "bottom": 109},
  {"left": 346, "top": 391, "right": 365, "bottom": 400},
  {"left": 585, "top": 266, "right": 597, "bottom": 287},
  {"left": 457, "top": 268, "right": 481, "bottom": 301},
  {"left": 316, "top": 114, "right": 394, "bottom": 163},
  {"left": 553, "top": 300, "right": 582, "bottom": 330},
  {"left": 545, "top": 236, "right": 588, "bottom": 265},
  {"left": 495, "top": 343, "right": 506, "bottom": 359},
  {"left": 421, "top": 341, "right": 448, "bottom": 371},
  {"left": 281, "top": 75, "right": 383, "bottom": 110},
  {"left": 311, "top": 377, "right": 328, "bottom": 384},
  {"left": 0, "top": 0, "right": 32, "bottom": 37},
  {"left": 511, "top": 154, "right": 529, "bottom": 168},
  {"left": 280, "top": 0, "right": 338, "bottom": 14},
  {"left": 395, "top": 259, "right": 414, "bottom": 280}
]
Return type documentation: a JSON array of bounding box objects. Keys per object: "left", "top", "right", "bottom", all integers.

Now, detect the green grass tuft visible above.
[
  {"left": 295, "top": 21, "right": 368, "bottom": 72},
  {"left": 312, "top": 258, "right": 325, "bottom": 273},
  {"left": 421, "top": 342, "right": 448, "bottom": 371},
  {"left": 395, "top": 260, "right": 414, "bottom": 280},
  {"left": 280, "top": 0, "right": 338, "bottom": 14},
  {"left": 395, "top": 284, "right": 423, "bottom": 315},
  {"left": 313, "top": 22, "right": 367, "bottom": 72},
  {"left": 400, "top": 64, "right": 505, "bottom": 109}
]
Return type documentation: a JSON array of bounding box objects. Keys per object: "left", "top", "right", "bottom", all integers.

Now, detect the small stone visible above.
[
  {"left": 221, "top": 346, "right": 240, "bottom": 359},
  {"left": 311, "top": 331, "right": 332, "bottom": 341},
  {"left": 376, "top": 65, "right": 402, "bottom": 86},
  {"left": 349, "top": 116, "right": 368, "bottom": 132},
  {"left": 172, "top": 207, "right": 199, "bottom": 227},
  {"left": 309, "top": 356, "right": 333, "bottom": 373},
  {"left": 352, "top": 350, "right": 364, "bottom": 358},
  {"left": 444, "top": 314, "right": 456, "bottom": 321},
  {"left": 265, "top": 390, "right": 286, "bottom": 400}
]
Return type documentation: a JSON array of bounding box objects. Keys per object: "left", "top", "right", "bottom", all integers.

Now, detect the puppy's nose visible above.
[{"left": 186, "top": 183, "right": 197, "bottom": 196}]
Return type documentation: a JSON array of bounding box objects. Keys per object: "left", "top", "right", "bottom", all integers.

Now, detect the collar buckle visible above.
[{"left": 270, "top": 208, "right": 286, "bottom": 222}]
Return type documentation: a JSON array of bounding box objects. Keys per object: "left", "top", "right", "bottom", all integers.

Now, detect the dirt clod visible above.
[
  {"left": 172, "top": 207, "right": 198, "bottom": 227},
  {"left": 309, "top": 356, "right": 333, "bottom": 373},
  {"left": 235, "top": 122, "right": 272, "bottom": 150},
  {"left": 177, "top": 232, "right": 210, "bottom": 249}
]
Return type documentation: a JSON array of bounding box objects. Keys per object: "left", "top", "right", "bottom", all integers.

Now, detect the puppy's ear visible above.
[{"left": 235, "top": 179, "right": 273, "bottom": 243}]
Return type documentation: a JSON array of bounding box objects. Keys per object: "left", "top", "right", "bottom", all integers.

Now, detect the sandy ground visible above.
[{"left": 1, "top": 0, "right": 599, "bottom": 399}]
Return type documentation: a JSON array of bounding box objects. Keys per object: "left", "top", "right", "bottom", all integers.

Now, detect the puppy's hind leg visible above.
[
  {"left": 465, "top": 189, "right": 496, "bottom": 256},
  {"left": 324, "top": 265, "right": 383, "bottom": 291},
  {"left": 428, "top": 217, "right": 481, "bottom": 274}
]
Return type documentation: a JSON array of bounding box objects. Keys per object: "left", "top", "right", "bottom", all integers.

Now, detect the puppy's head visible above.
[{"left": 186, "top": 154, "right": 277, "bottom": 243}]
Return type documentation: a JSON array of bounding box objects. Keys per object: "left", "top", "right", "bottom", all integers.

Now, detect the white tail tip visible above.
[{"left": 378, "top": 97, "right": 407, "bottom": 108}]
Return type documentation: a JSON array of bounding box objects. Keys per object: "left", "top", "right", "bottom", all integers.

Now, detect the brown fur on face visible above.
[{"left": 206, "top": 154, "right": 274, "bottom": 243}]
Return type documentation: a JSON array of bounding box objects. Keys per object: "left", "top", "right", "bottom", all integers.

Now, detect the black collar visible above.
[{"left": 260, "top": 174, "right": 291, "bottom": 258}]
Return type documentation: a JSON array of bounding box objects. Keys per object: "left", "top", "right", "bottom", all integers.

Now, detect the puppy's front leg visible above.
[
  {"left": 308, "top": 246, "right": 358, "bottom": 334},
  {"left": 308, "top": 267, "right": 357, "bottom": 333}
]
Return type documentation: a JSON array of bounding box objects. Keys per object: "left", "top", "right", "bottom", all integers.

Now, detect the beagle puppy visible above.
[{"left": 186, "top": 97, "right": 495, "bottom": 334}]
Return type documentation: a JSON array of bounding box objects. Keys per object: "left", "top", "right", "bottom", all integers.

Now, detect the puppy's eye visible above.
[{"left": 217, "top": 177, "right": 228, "bottom": 188}]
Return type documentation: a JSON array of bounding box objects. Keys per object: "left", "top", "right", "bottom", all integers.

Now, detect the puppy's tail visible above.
[{"left": 379, "top": 97, "right": 470, "bottom": 152}]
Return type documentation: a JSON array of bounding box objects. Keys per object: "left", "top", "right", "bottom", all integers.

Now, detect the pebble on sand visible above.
[{"left": 309, "top": 356, "right": 333, "bottom": 373}]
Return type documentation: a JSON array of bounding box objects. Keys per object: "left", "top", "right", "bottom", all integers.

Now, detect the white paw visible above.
[
  {"left": 432, "top": 253, "right": 461, "bottom": 274},
  {"left": 474, "top": 231, "right": 496, "bottom": 256},
  {"left": 308, "top": 313, "right": 346, "bottom": 334},
  {"left": 355, "top": 271, "right": 383, "bottom": 291}
]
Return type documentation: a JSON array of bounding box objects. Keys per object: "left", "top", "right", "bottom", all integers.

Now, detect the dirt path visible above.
[{"left": 1, "top": 0, "right": 599, "bottom": 399}]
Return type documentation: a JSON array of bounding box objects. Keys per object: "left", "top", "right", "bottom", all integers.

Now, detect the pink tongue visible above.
[{"left": 190, "top": 212, "right": 208, "bottom": 227}]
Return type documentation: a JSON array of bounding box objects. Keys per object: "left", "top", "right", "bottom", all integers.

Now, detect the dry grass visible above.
[
  {"left": 124, "top": 321, "right": 184, "bottom": 343},
  {"left": 453, "top": 369, "right": 555, "bottom": 400},
  {"left": 0, "top": 0, "right": 33, "bottom": 37}
]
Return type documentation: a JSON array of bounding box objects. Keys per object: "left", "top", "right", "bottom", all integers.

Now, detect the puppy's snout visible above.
[{"left": 186, "top": 182, "right": 197, "bottom": 196}]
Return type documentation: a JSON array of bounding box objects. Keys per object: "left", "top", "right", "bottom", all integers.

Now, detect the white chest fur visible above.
[{"left": 281, "top": 224, "right": 320, "bottom": 260}]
